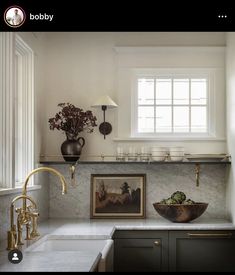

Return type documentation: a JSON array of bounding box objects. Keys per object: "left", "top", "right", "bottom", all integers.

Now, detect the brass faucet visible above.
[
  {"left": 22, "top": 167, "right": 67, "bottom": 196},
  {"left": 7, "top": 195, "right": 38, "bottom": 250},
  {"left": 7, "top": 167, "right": 68, "bottom": 250},
  {"left": 22, "top": 167, "right": 67, "bottom": 215}
]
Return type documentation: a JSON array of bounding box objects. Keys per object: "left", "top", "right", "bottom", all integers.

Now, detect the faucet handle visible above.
[
  {"left": 30, "top": 212, "right": 40, "bottom": 238},
  {"left": 25, "top": 212, "right": 40, "bottom": 240},
  {"left": 16, "top": 207, "right": 30, "bottom": 224}
]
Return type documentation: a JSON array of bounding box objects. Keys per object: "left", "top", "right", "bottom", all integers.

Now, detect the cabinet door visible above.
[
  {"left": 114, "top": 238, "right": 162, "bottom": 272},
  {"left": 169, "top": 230, "right": 235, "bottom": 272}
]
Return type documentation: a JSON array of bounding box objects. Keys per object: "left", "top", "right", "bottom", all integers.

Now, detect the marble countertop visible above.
[
  {"left": 36, "top": 217, "right": 235, "bottom": 238},
  {"left": 0, "top": 217, "right": 234, "bottom": 272},
  {"left": 0, "top": 251, "right": 101, "bottom": 272}
]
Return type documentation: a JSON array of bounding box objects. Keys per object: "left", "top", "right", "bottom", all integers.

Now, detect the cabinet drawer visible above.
[
  {"left": 115, "top": 238, "right": 162, "bottom": 272},
  {"left": 114, "top": 231, "right": 168, "bottom": 272},
  {"left": 113, "top": 230, "right": 168, "bottom": 239},
  {"left": 169, "top": 230, "right": 235, "bottom": 272}
]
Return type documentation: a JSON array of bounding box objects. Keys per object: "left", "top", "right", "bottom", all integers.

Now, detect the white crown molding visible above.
[
  {"left": 113, "top": 137, "right": 226, "bottom": 142},
  {"left": 114, "top": 46, "right": 226, "bottom": 54}
]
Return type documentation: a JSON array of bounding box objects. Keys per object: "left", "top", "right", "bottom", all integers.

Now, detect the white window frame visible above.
[
  {"left": 0, "top": 33, "right": 34, "bottom": 190},
  {"left": 14, "top": 35, "right": 34, "bottom": 187},
  {"left": 0, "top": 33, "right": 14, "bottom": 189},
  {"left": 131, "top": 68, "right": 215, "bottom": 139}
]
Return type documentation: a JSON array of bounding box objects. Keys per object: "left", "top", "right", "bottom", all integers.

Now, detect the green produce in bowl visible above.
[
  {"left": 171, "top": 191, "right": 186, "bottom": 204},
  {"left": 183, "top": 199, "right": 195, "bottom": 205},
  {"left": 165, "top": 198, "right": 178, "bottom": 205}
]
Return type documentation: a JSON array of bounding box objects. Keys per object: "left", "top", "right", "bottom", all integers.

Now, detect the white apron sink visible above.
[{"left": 26, "top": 236, "right": 113, "bottom": 272}]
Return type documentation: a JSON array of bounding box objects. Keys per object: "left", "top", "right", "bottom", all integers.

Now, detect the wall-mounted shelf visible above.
[
  {"left": 39, "top": 154, "right": 231, "bottom": 165},
  {"left": 39, "top": 159, "right": 231, "bottom": 165},
  {"left": 39, "top": 154, "right": 230, "bottom": 187}
]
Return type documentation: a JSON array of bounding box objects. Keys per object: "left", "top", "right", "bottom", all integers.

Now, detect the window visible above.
[
  {"left": 133, "top": 74, "right": 210, "bottom": 137},
  {"left": 14, "top": 35, "right": 34, "bottom": 187},
  {"left": 0, "top": 33, "right": 34, "bottom": 190}
]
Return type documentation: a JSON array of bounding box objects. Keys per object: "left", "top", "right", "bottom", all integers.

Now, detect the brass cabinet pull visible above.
[
  {"left": 187, "top": 233, "right": 233, "bottom": 238},
  {"left": 154, "top": 240, "right": 161, "bottom": 246}
]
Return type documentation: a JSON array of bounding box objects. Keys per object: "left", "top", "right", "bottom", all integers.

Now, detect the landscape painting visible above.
[{"left": 90, "top": 174, "right": 146, "bottom": 218}]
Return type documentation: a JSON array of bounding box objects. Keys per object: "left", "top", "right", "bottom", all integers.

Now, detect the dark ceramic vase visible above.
[{"left": 61, "top": 133, "right": 85, "bottom": 162}]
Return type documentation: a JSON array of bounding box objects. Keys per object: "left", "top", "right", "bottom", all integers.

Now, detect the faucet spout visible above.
[{"left": 22, "top": 167, "right": 68, "bottom": 196}]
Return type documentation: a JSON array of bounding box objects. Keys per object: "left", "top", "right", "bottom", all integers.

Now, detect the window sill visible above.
[
  {"left": 0, "top": 185, "right": 41, "bottom": 196},
  {"left": 113, "top": 137, "right": 226, "bottom": 142}
]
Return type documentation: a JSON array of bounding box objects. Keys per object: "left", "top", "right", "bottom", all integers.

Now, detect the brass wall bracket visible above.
[
  {"left": 195, "top": 164, "right": 200, "bottom": 187},
  {"left": 70, "top": 161, "right": 80, "bottom": 186}
]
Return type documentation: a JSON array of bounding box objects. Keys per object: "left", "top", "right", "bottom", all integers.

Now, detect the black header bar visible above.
[{"left": 0, "top": 1, "right": 234, "bottom": 31}]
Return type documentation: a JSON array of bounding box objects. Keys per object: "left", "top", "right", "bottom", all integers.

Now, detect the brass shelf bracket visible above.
[
  {"left": 195, "top": 164, "right": 200, "bottom": 187},
  {"left": 70, "top": 160, "right": 80, "bottom": 186}
]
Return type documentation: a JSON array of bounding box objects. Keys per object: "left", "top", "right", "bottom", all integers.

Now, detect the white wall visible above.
[
  {"left": 42, "top": 32, "right": 226, "bottom": 159},
  {"left": 226, "top": 32, "right": 235, "bottom": 222}
]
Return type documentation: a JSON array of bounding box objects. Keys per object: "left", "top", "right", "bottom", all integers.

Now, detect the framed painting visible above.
[{"left": 90, "top": 174, "right": 146, "bottom": 218}]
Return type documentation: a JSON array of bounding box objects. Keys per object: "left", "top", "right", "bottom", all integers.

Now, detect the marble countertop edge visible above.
[{"left": 1, "top": 218, "right": 235, "bottom": 272}]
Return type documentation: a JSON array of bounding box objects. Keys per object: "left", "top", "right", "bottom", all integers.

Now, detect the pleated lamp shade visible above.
[{"left": 91, "top": 95, "right": 118, "bottom": 109}]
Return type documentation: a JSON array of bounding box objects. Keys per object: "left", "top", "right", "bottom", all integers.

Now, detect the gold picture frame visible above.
[{"left": 90, "top": 174, "right": 146, "bottom": 219}]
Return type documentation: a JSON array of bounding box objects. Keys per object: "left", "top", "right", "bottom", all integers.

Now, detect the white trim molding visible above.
[
  {"left": 130, "top": 69, "right": 215, "bottom": 139},
  {"left": 114, "top": 46, "right": 226, "bottom": 54},
  {"left": 0, "top": 33, "right": 14, "bottom": 189},
  {"left": 0, "top": 34, "right": 34, "bottom": 189},
  {"left": 15, "top": 35, "right": 34, "bottom": 187},
  {"left": 113, "top": 137, "right": 226, "bottom": 142},
  {"left": 0, "top": 185, "right": 41, "bottom": 197}
]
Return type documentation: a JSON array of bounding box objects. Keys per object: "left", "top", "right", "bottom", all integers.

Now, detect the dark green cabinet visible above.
[
  {"left": 169, "top": 230, "right": 235, "bottom": 272},
  {"left": 113, "top": 231, "right": 168, "bottom": 272},
  {"left": 113, "top": 230, "right": 235, "bottom": 272}
]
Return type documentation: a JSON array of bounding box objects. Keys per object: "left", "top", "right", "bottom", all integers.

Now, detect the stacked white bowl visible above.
[
  {"left": 169, "top": 147, "right": 185, "bottom": 161},
  {"left": 151, "top": 146, "right": 167, "bottom": 161}
]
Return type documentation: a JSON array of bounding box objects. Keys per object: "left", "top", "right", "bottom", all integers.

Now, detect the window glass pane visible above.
[
  {"left": 136, "top": 75, "right": 208, "bottom": 135},
  {"left": 138, "top": 106, "right": 154, "bottom": 133},
  {"left": 173, "top": 106, "right": 189, "bottom": 132},
  {"left": 156, "top": 107, "right": 172, "bottom": 132},
  {"left": 191, "top": 106, "right": 207, "bottom": 132},
  {"left": 15, "top": 54, "right": 23, "bottom": 185},
  {"left": 173, "top": 79, "right": 189, "bottom": 105},
  {"left": 156, "top": 78, "right": 172, "bottom": 105},
  {"left": 138, "top": 78, "right": 154, "bottom": 105},
  {"left": 191, "top": 79, "right": 207, "bottom": 105}
]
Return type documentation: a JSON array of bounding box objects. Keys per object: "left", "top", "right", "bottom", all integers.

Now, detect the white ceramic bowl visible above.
[
  {"left": 169, "top": 147, "right": 185, "bottom": 161},
  {"left": 151, "top": 147, "right": 167, "bottom": 161}
]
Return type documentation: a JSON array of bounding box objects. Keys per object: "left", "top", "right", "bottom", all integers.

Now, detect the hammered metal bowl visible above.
[{"left": 153, "top": 202, "right": 208, "bottom": 223}]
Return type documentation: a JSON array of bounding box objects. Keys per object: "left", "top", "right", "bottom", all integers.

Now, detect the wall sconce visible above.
[{"left": 91, "top": 95, "right": 118, "bottom": 139}]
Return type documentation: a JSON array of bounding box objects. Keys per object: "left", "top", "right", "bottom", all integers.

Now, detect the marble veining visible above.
[
  {"left": 48, "top": 164, "right": 229, "bottom": 220},
  {"left": 0, "top": 218, "right": 234, "bottom": 272}
]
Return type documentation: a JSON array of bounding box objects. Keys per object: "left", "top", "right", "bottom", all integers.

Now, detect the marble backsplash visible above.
[
  {"left": 48, "top": 164, "right": 229, "bottom": 220},
  {"left": 0, "top": 173, "right": 49, "bottom": 241}
]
